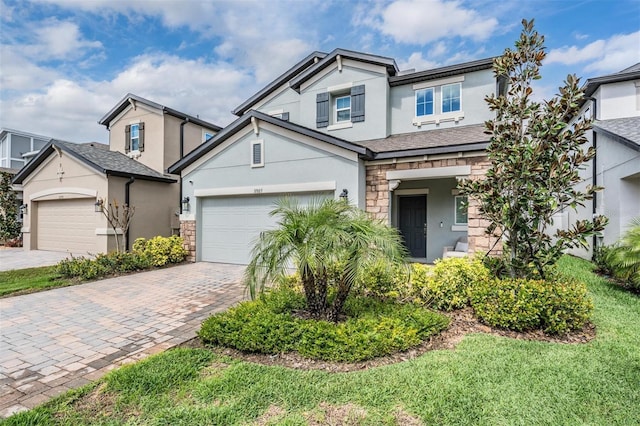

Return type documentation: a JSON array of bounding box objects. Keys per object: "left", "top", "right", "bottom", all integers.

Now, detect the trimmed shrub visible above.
[
  {"left": 354, "top": 260, "right": 410, "bottom": 300},
  {"left": 132, "top": 235, "right": 188, "bottom": 267},
  {"left": 411, "top": 257, "right": 491, "bottom": 311},
  {"left": 56, "top": 251, "right": 150, "bottom": 280},
  {"left": 469, "top": 277, "right": 593, "bottom": 334},
  {"left": 198, "top": 288, "right": 449, "bottom": 362}
]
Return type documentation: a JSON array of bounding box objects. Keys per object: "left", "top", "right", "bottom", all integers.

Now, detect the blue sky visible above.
[{"left": 1, "top": 0, "right": 639, "bottom": 144}]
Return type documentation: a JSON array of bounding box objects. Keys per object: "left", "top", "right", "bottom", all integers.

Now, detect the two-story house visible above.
[
  {"left": 12, "top": 94, "right": 221, "bottom": 254},
  {"left": 567, "top": 63, "right": 640, "bottom": 258},
  {"left": 169, "top": 49, "right": 501, "bottom": 264}
]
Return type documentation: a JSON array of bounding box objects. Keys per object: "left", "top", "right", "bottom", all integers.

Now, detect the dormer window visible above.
[
  {"left": 335, "top": 96, "right": 351, "bottom": 122},
  {"left": 125, "top": 122, "right": 145, "bottom": 153}
]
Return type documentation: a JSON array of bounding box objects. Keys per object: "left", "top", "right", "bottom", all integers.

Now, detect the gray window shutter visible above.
[
  {"left": 316, "top": 92, "right": 329, "bottom": 128},
  {"left": 351, "top": 85, "right": 365, "bottom": 122},
  {"left": 124, "top": 125, "right": 131, "bottom": 153},
  {"left": 281, "top": 112, "right": 290, "bottom": 122},
  {"left": 138, "top": 122, "right": 145, "bottom": 152}
]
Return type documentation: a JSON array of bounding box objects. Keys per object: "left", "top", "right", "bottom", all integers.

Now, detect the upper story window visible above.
[
  {"left": 130, "top": 124, "right": 140, "bottom": 151},
  {"left": 416, "top": 88, "right": 434, "bottom": 117},
  {"left": 442, "top": 83, "right": 461, "bottom": 113},
  {"left": 125, "top": 122, "right": 145, "bottom": 154},
  {"left": 412, "top": 76, "right": 465, "bottom": 126},
  {"left": 317, "top": 84, "right": 365, "bottom": 130},
  {"left": 335, "top": 96, "right": 351, "bottom": 122}
]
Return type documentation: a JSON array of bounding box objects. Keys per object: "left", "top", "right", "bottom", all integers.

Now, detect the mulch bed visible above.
[{"left": 180, "top": 307, "right": 596, "bottom": 373}]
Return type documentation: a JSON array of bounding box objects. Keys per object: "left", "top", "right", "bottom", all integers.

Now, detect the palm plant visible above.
[
  {"left": 245, "top": 197, "right": 408, "bottom": 321},
  {"left": 606, "top": 217, "right": 640, "bottom": 289}
]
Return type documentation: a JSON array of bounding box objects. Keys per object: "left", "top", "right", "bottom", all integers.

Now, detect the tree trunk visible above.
[{"left": 327, "top": 276, "right": 351, "bottom": 322}]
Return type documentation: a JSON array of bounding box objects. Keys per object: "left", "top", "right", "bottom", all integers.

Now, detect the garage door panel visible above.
[
  {"left": 200, "top": 193, "right": 330, "bottom": 265},
  {"left": 37, "top": 199, "right": 96, "bottom": 253}
]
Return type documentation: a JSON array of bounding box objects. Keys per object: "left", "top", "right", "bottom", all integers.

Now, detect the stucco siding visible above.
[
  {"left": 390, "top": 69, "right": 495, "bottom": 135},
  {"left": 256, "top": 85, "right": 302, "bottom": 124},
  {"left": 164, "top": 115, "right": 212, "bottom": 172},
  {"left": 108, "top": 106, "right": 165, "bottom": 172},
  {"left": 597, "top": 81, "right": 640, "bottom": 120},
  {"left": 21, "top": 151, "right": 108, "bottom": 251},
  {"left": 298, "top": 62, "right": 390, "bottom": 141}
]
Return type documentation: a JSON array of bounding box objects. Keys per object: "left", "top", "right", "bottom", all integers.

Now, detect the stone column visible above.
[{"left": 179, "top": 220, "right": 196, "bottom": 262}]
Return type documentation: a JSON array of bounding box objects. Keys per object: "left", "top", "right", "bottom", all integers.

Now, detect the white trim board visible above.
[
  {"left": 30, "top": 187, "right": 97, "bottom": 201},
  {"left": 387, "top": 165, "right": 471, "bottom": 181},
  {"left": 195, "top": 181, "right": 336, "bottom": 198}
]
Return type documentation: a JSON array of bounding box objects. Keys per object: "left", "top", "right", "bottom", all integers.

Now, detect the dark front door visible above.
[{"left": 398, "top": 195, "right": 427, "bottom": 258}]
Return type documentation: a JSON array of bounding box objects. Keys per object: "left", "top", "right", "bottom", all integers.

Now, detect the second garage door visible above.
[
  {"left": 200, "top": 193, "right": 331, "bottom": 264},
  {"left": 37, "top": 198, "right": 96, "bottom": 253}
]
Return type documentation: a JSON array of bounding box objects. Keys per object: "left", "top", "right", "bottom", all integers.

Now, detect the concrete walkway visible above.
[
  {"left": 0, "top": 248, "right": 74, "bottom": 271},
  {"left": 0, "top": 262, "right": 246, "bottom": 418}
]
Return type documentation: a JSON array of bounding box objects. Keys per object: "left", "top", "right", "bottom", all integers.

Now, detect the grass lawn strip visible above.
[
  {"left": 5, "top": 256, "right": 640, "bottom": 425},
  {"left": 0, "top": 266, "right": 75, "bottom": 297}
]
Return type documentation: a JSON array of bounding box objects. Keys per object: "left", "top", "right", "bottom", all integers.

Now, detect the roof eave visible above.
[
  {"left": 593, "top": 125, "right": 640, "bottom": 152},
  {"left": 106, "top": 170, "right": 177, "bottom": 183},
  {"left": 584, "top": 70, "right": 640, "bottom": 97},
  {"left": 370, "top": 142, "right": 489, "bottom": 160},
  {"left": 290, "top": 49, "right": 399, "bottom": 92},
  {"left": 389, "top": 58, "right": 495, "bottom": 87},
  {"left": 232, "top": 51, "right": 328, "bottom": 116}
]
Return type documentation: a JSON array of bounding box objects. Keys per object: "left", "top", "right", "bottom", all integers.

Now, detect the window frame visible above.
[
  {"left": 250, "top": 140, "right": 264, "bottom": 168},
  {"left": 442, "top": 83, "right": 462, "bottom": 114},
  {"left": 334, "top": 95, "right": 351, "bottom": 123},
  {"left": 415, "top": 87, "right": 434, "bottom": 117},
  {"left": 454, "top": 195, "right": 468, "bottom": 226},
  {"left": 130, "top": 123, "right": 140, "bottom": 152}
]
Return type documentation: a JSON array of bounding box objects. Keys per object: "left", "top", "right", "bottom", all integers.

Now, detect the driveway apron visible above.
[
  {"left": 0, "top": 249, "right": 73, "bottom": 271},
  {"left": 0, "top": 262, "right": 246, "bottom": 418}
]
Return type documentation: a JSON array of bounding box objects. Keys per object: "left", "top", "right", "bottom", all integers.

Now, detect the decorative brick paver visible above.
[{"left": 0, "top": 262, "right": 245, "bottom": 418}]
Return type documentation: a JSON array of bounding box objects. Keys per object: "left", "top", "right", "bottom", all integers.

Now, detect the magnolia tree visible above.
[
  {"left": 0, "top": 171, "right": 21, "bottom": 242},
  {"left": 459, "top": 19, "right": 607, "bottom": 279}
]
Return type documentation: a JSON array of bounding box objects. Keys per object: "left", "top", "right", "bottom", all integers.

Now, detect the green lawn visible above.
[
  {"left": 5, "top": 256, "right": 640, "bottom": 425},
  {"left": 0, "top": 266, "right": 74, "bottom": 297}
]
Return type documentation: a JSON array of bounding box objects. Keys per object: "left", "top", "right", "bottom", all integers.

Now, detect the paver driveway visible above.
[
  {"left": 0, "top": 262, "right": 246, "bottom": 418},
  {"left": 0, "top": 248, "right": 73, "bottom": 271}
]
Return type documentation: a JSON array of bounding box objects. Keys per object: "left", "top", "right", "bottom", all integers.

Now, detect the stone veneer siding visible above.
[
  {"left": 180, "top": 220, "right": 196, "bottom": 262},
  {"left": 365, "top": 155, "right": 499, "bottom": 256}
]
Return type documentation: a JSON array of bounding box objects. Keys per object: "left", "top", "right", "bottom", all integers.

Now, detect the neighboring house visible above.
[
  {"left": 169, "top": 49, "right": 502, "bottom": 264},
  {"left": 567, "top": 63, "right": 640, "bottom": 257},
  {"left": 1, "top": 128, "right": 56, "bottom": 229},
  {"left": 12, "top": 94, "right": 221, "bottom": 254}
]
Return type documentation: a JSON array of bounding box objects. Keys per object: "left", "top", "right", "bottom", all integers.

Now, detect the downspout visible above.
[
  {"left": 179, "top": 119, "right": 189, "bottom": 215},
  {"left": 125, "top": 176, "right": 135, "bottom": 251},
  {"left": 584, "top": 96, "right": 598, "bottom": 257}
]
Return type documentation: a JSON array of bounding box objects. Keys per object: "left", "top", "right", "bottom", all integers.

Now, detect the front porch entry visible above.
[{"left": 398, "top": 195, "right": 427, "bottom": 258}]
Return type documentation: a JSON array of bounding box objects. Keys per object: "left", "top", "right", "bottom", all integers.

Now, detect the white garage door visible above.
[
  {"left": 200, "top": 193, "right": 331, "bottom": 264},
  {"left": 37, "top": 198, "right": 96, "bottom": 253}
]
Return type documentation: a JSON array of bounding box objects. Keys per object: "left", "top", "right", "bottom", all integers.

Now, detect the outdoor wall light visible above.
[
  {"left": 19, "top": 204, "right": 28, "bottom": 215},
  {"left": 94, "top": 199, "right": 103, "bottom": 213},
  {"left": 181, "top": 196, "right": 190, "bottom": 212},
  {"left": 339, "top": 188, "right": 349, "bottom": 202}
]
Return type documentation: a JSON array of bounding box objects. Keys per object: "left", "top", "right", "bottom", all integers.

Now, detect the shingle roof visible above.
[
  {"left": 584, "top": 63, "right": 640, "bottom": 97},
  {"left": 594, "top": 117, "right": 640, "bottom": 152},
  {"left": 388, "top": 57, "right": 495, "bottom": 86},
  {"left": 355, "top": 124, "right": 490, "bottom": 153},
  {"left": 12, "top": 140, "right": 176, "bottom": 184}
]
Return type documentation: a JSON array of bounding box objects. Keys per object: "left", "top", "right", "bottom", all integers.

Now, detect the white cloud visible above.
[
  {"left": 0, "top": 53, "right": 254, "bottom": 143},
  {"left": 546, "top": 31, "right": 640, "bottom": 74},
  {"left": 25, "top": 19, "right": 103, "bottom": 60},
  {"left": 398, "top": 52, "right": 439, "bottom": 72},
  {"left": 366, "top": 0, "right": 498, "bottom": 44}
]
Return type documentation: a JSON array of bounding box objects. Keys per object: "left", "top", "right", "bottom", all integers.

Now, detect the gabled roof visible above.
[
  {"left": 12, "top": 140, "right": 176, "bottom": 184},
  {"left": 593, "top": 117, "right": 640, "bottom": 152},
  {"left": 584, "top": 63, "right": 640, "bottom": 97},
  {"left": 289, "top": 48, "right": 399, "bottom": 92},
  {"left": 388, "top": 57, "right": 495, "bottom": 86},
  {"left": 232, "top": 51, "right": 327, "bottom": 116},
  {"left": 0, "top": 128, "right": 54, "bottom": 142},
  {"left": 355, "top": 124, "right": 490, "bottom": 159},
  {"left": 98, "top": 93, "right": 222, "bottom": 132},
  {"left": 168, "top": 110, "right": 372, "bottom": 174}
]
